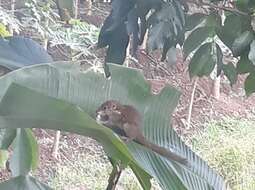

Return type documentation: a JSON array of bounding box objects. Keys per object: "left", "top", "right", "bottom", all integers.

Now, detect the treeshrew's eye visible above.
[
  {"left": 103, "top": 106, "right": 107, "bottom": 110},
  {"left": 112, "top": 104, "right": 117, "bottom": 110}
]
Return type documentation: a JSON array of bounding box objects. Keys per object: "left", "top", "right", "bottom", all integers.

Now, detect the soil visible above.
[{"left": 1, "top": 1, "right": 255, "bottom": 188}]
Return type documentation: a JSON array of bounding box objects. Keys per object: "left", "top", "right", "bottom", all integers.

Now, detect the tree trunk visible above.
[{"left": 212, "top": 76, "right": 221, "bottom": 99}]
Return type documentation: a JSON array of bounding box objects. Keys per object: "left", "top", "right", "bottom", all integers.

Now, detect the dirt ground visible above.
[{"left": 1, "top": 1, "right": 255, "bottom": 188}]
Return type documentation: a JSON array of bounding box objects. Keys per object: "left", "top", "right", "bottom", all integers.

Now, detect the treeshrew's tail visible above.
[{"left": 136, "top": 137, "right": 188, "bottom": 166}]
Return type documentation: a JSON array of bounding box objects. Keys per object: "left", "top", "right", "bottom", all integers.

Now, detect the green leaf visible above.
[
  {"left": 0, "top": 36, "right": 53, "bottom": 70},
  {"left": 222, "top": 63, "right": 237, "bottom": 86},
  {"left": 237, "top": 52, "right": 255, "bottom": 74},
  {"left": 0, "top": 175, "right": 52, "bottom": 190},
  {"left": 183, "top": 27, "right": 214, "bottom": 58},
  {"left": 216, "top": 14, "right": 250, "bottom": 49},
  {"left": 248, "top": 40, "right": 255, "bottom": 65},
  {"left": 0, "top": 149, "right": 8, "bottom": 168},
  {"left": 245, "top": 72, "right": 255, "bottom": 96},
  {"left": 0, "top": 128, "right": 16, "bottom": 149},
  {"left": 185, "top": 13, "right": 207, "bottom": 31},
  {"left": 0, "top": 23, "right": 11, "bottom": 37},
  {"left": 0, "top": 63, "right": 228, "bottom": 190},
  {"left": 189, "top": 43, "right": 216, "bottom": 77},
  {"left": 0, "top": 83, "right": 151, "bottom": 190},
  {"left": 232, "top": 31, "right": 254, "bottom": 57},
  {"left": 9, "top": 128, "right": 39, "bottom": 177},
  {"left": 205, "top": 12, "right": 221, "bottom": 28}
]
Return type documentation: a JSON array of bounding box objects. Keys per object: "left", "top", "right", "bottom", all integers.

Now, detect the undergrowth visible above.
[{"left": 192, "top": 117, "right": 255, "bottom": 190}]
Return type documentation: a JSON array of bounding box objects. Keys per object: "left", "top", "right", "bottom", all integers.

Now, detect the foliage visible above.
[
  {"left": 0, "top": 36, "right": 53, "bottom": 70},
  {"left": 0, "top": 7, "right": 21, "bottom": 34},
  {"left": 48, "top": 19, "right": 99, "bottom": 59},
  {"left": 0, "top": 62, "right": 228, "bottom": 189},
  {"left": 19, "top": 0, "right": 58, "bottom": 38},
  {"left": 0, "top": 23, "right": 11, "bottom": 37},
  {"left": 98, "top": 0, "right": 255, "bottom": 95},
  {"left": 192, "top": 117, "right": 255, "bottom": 190}
]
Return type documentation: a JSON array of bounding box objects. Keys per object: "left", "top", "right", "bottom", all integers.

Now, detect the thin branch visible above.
[
  {"left": 186, "top": 77, "right": 198, "bottom": 129},
  {"left": 106, "top": 163, "right": 123, "bottom": 190},
  {"left": 186, "top": 0, "right": 248, "bottom": 16}
]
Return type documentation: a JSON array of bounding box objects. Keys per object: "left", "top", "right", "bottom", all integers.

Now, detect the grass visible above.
[
  {"left": 192, "top": 117, "right": 255, "bottom": 190},
  {"left": 48, "top": 151, "right": 143, "bottom": 190}
]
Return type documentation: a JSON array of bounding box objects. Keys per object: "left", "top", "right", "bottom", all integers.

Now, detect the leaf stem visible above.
[{"left": 106, "top": 163, "right": 123, "bottom": 190}]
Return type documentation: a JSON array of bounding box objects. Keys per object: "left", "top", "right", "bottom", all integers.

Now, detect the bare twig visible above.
[
  {"left": 187, "top": 77, "right": 198, "bottom": 129},
  {"left": 52, "top": 130, "right": 61, "bottom": 159}
]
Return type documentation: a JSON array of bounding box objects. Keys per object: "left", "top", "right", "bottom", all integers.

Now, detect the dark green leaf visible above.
[
  {"left": 223, "top": 63, "right": 237, "bottom": 86},
  {"left": 245, "top": 72, "right": 255, "bottom": 96},
  {"left": 205, "top": 12, "right": 221, "bottom": 28},
  {"left": 236, "top": 52, "right": 255, "bottom": 74},
  {"left": 166, "top": 47, "right": 177, "bottom": 66},
  {"left": 216, "top": 43, "right": 223, "bottom": 76},
  {"left": 232, "top": 31, "right": 254, "bottom": 57},
  {"left": 9, "top": 128, "right": 38, "bottom": 177},
  {"left": 0, "top": 175, "right": 52, "bottom": 190},
  {"left": 148, "top": 1, "right": 185, "bottom": 53},
  {"left": 216, "top": 14, "right": 250, "bottom": 49},
  {"left": 248, "top": 40, "right": 255, "bottom": 65},
  {"left": 183, "top": 27, "right": 214, "bottom": 58},
  {"left": 185, "top": 13, "right": 207, "bottom": 31},
  {"left": 0, "top": 128, "right": 16, "bottom": 149},
  {"left": 0, "top": 36, "right": 53, "bottom": 70},
  {"left": 189, "top": 43, "right": 215, "bottom": 77}
]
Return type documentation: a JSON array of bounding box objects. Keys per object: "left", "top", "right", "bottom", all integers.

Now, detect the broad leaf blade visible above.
[
  {"left": 222, "top": 63, "right": 237, "bottom": 86},
  {"left": 0, "top": 36, "right": 52, "bottom": 70},
  {"left": 0, "top": 128, "right": 16, "bottom": 149},
  {"left": 0, "top": 175, "right": 52, "bottom": 190},
  {"left": 183, "top": 27, "right": 213, "bottom": 58},
  {"left": 245, "top": 72, "right": 255, "bottom": 96},
  {"left": 232, "top": 31, "right": 254, "bottom": 57},
  {"left": 9, "top": 128, "right": 38, "bottom": 177},
  {"left": 237, "top": 52, "right": 255, "bottom": 74},
  {"left": 185, "top": 13, "right": 207, "bottom": 31},
  {"left": 189, "top": 43, "right": 215, "bottom": 77},
  {"left": 0, "top": 63, "right": 228, "bottom": 190}
]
